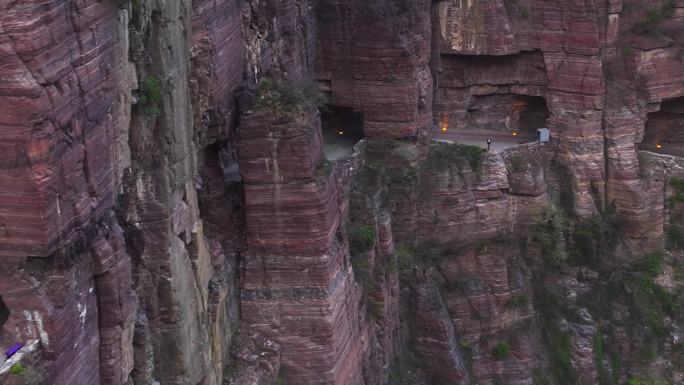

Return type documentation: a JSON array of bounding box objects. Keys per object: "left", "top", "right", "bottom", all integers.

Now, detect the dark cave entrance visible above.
[
  {"left": 321, "top": 105, "right": 364, "bottom": 161},
  {"left": 640, "top": 97, "right": 684, "bottom": 156},
  {"left": 0, "top": 295, "right": 9, "bottom": 339},
  {"left": 464, "top": 94, "right": 549, "bottom": 135}
]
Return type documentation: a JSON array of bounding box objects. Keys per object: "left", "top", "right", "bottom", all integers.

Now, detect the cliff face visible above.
[{"left": 1, "top": 1, "right": 684, "bottom": 385}]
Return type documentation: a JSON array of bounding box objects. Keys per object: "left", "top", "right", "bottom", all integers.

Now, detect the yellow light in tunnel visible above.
[
  {"left": 441, "top": 125, "right": 448, "bottom": 132},
  {"left": 512, "top": 131, "right": 518, "bottom": 137},
  {"left": 338, "top": 131, "right": 344, "bottom": 135},
  {"left": 656, "top": 143, "right": 663, "bottom": 149}
]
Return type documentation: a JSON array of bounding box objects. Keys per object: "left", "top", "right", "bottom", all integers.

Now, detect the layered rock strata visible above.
[
  {"left": 238, "top": 101, "right": 366, "bottom": 384},
  {"left": 1, "top": 0, "right": 684, "bottom": 384}
]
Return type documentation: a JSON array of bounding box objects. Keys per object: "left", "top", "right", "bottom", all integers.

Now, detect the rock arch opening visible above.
[
  {"left": 463, "top": 94, "right": 549, "bottom": 135},
  {"left": 640, "top": 96, "right": 684, "bottom": 156},
  {"left": 321, "top": 105, "right": 364, "bottom": 161}
]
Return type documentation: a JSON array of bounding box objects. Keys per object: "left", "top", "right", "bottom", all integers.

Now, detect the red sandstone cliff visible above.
[{"left": 1, "top": 0, "right": 684, "bottom": 385}]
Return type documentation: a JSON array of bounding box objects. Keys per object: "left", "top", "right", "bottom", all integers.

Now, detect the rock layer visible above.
[{"left": 1, "top": 0, "right": 684, "bottom": 384}]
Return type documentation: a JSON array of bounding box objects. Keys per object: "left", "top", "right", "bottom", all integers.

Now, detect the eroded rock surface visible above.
[{"left": 1, "top": 0, "right": 684, "bottom": 384}]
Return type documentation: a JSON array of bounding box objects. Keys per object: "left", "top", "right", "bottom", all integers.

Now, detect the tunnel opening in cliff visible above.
[
  {"left": 640, "top": 96, "right": 684, "bottom": 155},
  {"left": 321, "top": 105, "right": 364, "bottom": 161},
  {"left": 463, "top": 94, "right": 549, "bottom": 134},
  {"left": 0, "top": 295, "right": 8, "bottom": 334}
]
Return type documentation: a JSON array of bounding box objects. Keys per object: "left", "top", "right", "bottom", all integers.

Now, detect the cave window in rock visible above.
[
  {"left": 640, "top": 97, "right": 684, "bottom": 156},
  {"left": 437, "top": 94, "right": 549, "bottom": 150},
  {"left": 464, "top": 94, "right": 549, "bottom": 136},
  {"left": 0, "top": 295, "right": 9, "bottom": 335},
  {"left": 204, "top": 141, "right": 240, "bottom": 185},
  {"left": 321, "top": 105, "right": 364, "bottom": 161}
]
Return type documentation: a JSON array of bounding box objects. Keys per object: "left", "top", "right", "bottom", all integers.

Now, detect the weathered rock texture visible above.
[
  {"left": 315, "top": 0, "right": 434, "bottom": 138},
  {"left": 1, "top": 0, "right": 684, "bottom": 384},
  {"left": 236, "top": 85, "right": 371, "bottom": 382}
]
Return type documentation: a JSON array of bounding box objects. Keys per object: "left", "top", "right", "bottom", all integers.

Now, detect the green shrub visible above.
[
  {"left": 610, "top": 354, "right": 623, "bottom": 385},
  {"left": 532, "top": 369, "right": 551, "bottom": 385},
  {"left": 386, "top": 255, "right": 399, "bottom": 274},
  {"left": 666, "top": 224, "right": 684, "bottom": 250},
  {"left": 662, "top": 0, "right": 677, "bottom": 16},
  {"left": 569, "top": 207, "right": 621, "bottom": 268},
  {"left": 633, "top": 1, "right": 676, "bottom": 36},
  {"left": 138, "top": 76, "right": 164, "bottom": 116},
  {"left": 368, "top": 297, "right": 384, "bottom": 320},
  {"left": 130, "top": 0, "right": 141, "bottom": 12},
  {"left": 627, "top": 377, "right": 669, "bottom": 385},
  {"left": 386, "top": 167, "right": 417, "bottom": 191},
  {"left": 675, "top": 342, "right": 684, "bottom": 369},
  {"left": 674, "top": 341, "right": 684, "bottom": 354},
  {"left": 593, "top": 331, "right": 603, "bottom": 361},
  {"left": 475, "top": 240, "right": 488, "bottom": 255},
  {"left": 532, "top": 203, "right": 568, "bottom": 268},
  {"left": 255, "top": 77, "right": 324, "bottom": 119},
  {"left": 491, "top": 342, "right": 511, "bottom": 360},
  {"left": 668, "top": 177, "right": 684, "bottom": 207},
  {"left": 639, "top": 339, "right": 659, "bottom": 362},
  {"left": 388, "top": 357, "right": 409, "bottom": 385},
  {"left": 507, "top": 153, "right": 527, "bottom": 172},
  {"left": 571, "top": 219, "right": 601, "bottom": 266},
  {"left": 537, "top": 287, "right": 576, "bottom": 384},
  {"left": 9, "top": 363, "right": 26, "bottom": 375},
  {"left": 506, "top": 293, "right": 529, "bottom": 309},
  {"left": 422, "top": 142, "right": 487, "bottom": 174},
  {"left": 275, "top": 366, "right": 287, "bottom": 385},
  {"left": 615, "top": 252, "right": 682, "bottom": 341},
  {"left": 348, "top": 224, "right": 376, "bottom": 255},
  {"left": 646, "top": 7, "right": 663, "bottom": 23},
  {"left": 674, "top": 261, "right": 684, "bottom": 280},
  {"left": 354, "top": 157, "right": 417, "bottom": 199},
  {"left": 549, "top": 330, "right": 574, "bottom": 385},
  {"left": 395, "top": 246, "right": 415, "bottom": 272},
  {"left": 636, "top": 252, "right": 664, "bottom": 278},
  {"left": 593, "top": 332, "right": 613, "bottom": 385}
]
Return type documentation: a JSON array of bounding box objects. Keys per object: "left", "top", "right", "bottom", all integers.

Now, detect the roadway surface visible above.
[
  {"left": 433, "top": 129, "right": 537, "bottom": 151},
  {"left": 323, "top": 129, "right": 359, "bottom": 160},
  {"left": 320, "top": 128, "right": 539, "bottom": 161},
  {"left": 638, "top": 142, "right": 684, "bottom": 158}
]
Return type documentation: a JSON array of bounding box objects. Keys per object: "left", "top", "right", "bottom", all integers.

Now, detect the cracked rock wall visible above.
[{"left": 1, "top": 0, "right": 684, "bottom": 385}]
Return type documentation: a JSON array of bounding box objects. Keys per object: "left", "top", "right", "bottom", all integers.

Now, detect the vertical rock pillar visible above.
[{"left": 239, "top": 98, "right": 366, "bottom": 384}]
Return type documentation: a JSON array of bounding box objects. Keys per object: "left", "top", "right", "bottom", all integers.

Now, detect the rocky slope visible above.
[{"left": 0, "top": 0, "right": 683, "bottom": 385}]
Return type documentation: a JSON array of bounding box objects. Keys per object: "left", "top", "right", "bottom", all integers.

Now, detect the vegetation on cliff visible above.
[
  {"left": 137, "top": 76, "right": 164, "bottom": 116},
  {"left": 633, "top": 0, "right": 676, "bottom": 36},
  {"left": 491, "top": 342, "right": 511, "bottom": 360},
  {"left": 666, "top": 177, "right": 684, "bottom": 250},
  {"left": 348, "top": 223, "right": 376, "bottom": 256},
  {"left": 255, "top": 77, "right": 324, "bottom": 121},
  {"left": 421, "top": 142, "right": 487, "bottom": 174}
]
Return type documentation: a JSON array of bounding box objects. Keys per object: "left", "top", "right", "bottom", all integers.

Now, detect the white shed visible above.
[{"left": 537, "top": 128, "right": 550, "bottom": 143}]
